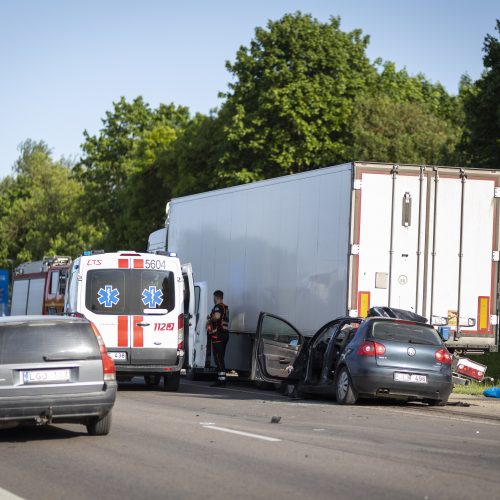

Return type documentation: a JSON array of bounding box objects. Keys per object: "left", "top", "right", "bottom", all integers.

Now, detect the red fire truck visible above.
[{"left": 10, "top": 256, "right": 72, "bottom": 315}]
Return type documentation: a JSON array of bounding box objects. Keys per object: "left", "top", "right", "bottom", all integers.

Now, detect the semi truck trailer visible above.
[{"left": 149, "top": 162, "right": 500, "bottom": 379}]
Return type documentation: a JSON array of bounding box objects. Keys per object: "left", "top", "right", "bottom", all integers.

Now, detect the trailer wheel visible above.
[
  {"left": 163, "top": 372, "right": 180, "bottom": 392},
  {"left": 335, "top": 367, "right": 358, "bottom": 405}
]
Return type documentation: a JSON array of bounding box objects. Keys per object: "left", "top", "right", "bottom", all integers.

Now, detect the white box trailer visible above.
[{"left": 151, "top": 162, "right": 499, "bottom": 375}]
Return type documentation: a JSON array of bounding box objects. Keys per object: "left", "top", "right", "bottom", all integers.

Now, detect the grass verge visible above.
[{"left": 453, "top": 380, "right": 499, "bottom": 395}]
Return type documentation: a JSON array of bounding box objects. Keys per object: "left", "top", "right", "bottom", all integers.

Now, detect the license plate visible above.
[
  {"left": 394, "top": 372, "right": 427, "bottom": 384},
  {"left": 22, "top": 369, "right": 71, "bottom": 384},
  {"left": 108, "top": 352, "right": 127, "bottom": 361}
]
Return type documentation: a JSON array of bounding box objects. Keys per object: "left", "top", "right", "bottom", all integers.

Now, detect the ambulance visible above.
[{"left": 64, "top": 251, "right": 195, "bottom": 391}]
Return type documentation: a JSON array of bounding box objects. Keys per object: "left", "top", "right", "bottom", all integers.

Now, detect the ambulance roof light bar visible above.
[
  {"left": 82, "top": 250, "right": 105, "bottom": 256},
  {"left": 154, "top": 250, "right": 177, "bottom": 257}
]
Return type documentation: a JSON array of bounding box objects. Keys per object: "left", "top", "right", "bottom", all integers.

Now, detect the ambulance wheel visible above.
[
  {"left": 163, "top": 372, "right": 180, "bottom": 392},
  {"left": 144, "top": 375, "right": 161, "bottom": 386}
]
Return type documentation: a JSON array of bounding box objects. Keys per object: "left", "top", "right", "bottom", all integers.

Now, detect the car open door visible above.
[
  {"left": 255, "top": 312, "right": 304, "bottom": 382},
  {"left": 190, "top": 281, "right": 208, "bottom": 369},
  {"left": 181, "top": 263, "right": 196, "bottom": 365}
]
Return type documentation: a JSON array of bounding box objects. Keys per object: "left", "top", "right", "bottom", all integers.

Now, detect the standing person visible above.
[{"left": 208, "top": 290, "right": 229, "bottom": 387}]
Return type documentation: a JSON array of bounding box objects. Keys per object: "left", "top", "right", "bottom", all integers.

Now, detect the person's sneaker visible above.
[{"left": 210, "top": 380, "right": 226, "bottom": 387}]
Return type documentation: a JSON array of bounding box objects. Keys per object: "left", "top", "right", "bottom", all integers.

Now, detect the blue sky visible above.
[{"left": 0, "top": 0, "right": 498, "bottom": 179}]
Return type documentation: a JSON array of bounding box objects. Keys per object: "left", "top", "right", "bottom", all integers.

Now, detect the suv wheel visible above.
[{"left": 87, "top": 412, "right": 112, "bottom": 436}]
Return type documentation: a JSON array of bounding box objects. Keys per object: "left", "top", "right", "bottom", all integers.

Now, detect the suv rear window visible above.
[
  {"left": 370, "top": 321, "right": 442, "bottom": 346},
  {"left": 0, "top": 321, "right": 100, "bottom": 364},
  {"left": 85, "top": 269, "right": 175, "bottom": 315}
]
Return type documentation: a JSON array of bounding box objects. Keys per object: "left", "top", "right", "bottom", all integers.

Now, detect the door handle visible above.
[
  {"left": 136, "top": 322, "right": 150, "bottom": 327},
  {"left": 279, "top": 357, "right": 290, "bottom": 364}
]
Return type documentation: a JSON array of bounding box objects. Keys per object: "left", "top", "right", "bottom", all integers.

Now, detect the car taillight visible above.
[
  {"left": 435, "top": 348, "right": 452, "bottom": 365},
  {"left": 90, "top": 322, "right": 116, "bottom": 382},
  {"left": 177, "top": 313, "right": 184, "bottom": 349},
  {"left": 357, "top": 341, "right": 386, "bottom": 356}
]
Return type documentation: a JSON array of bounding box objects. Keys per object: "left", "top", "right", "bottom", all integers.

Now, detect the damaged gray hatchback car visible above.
[{"left": 0, "top": 316, "right": 117, "bottom": 435}]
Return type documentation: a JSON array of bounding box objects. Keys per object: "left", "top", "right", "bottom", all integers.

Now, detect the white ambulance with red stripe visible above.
[{"left": 64, "top": 251, "right": 194, "bottom": 391}]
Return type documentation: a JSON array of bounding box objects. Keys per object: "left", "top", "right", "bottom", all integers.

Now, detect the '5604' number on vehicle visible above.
[{"left": 145, "top": 259, "right": 166, "bottom": 270}]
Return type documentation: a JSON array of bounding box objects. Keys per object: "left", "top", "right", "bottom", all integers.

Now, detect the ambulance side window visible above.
[
  {"left": 86, "top": 270, "right": 125, "bottom": 314},
  {"left": 140, "top": 270, "right": 175, "bottom": 313}
]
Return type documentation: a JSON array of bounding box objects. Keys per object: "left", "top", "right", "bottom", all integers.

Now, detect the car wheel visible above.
[
  {"left": 144, "top": 375, "right": 161, "bottom": 386},
  {"left": 335, "top": 367, "right": 358, "bottom": 405},
  {"left": 424, "top": 398, "right": 447, "bottom": 406},
  {"left": 86, "top": 412, "right": 112, "bottom": 436},
  {"left": 163, "top": 371, "right": 180, "bottom": 392}
]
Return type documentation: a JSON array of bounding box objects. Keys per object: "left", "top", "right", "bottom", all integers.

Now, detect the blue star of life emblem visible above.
[
  {"left": 142, "top": 286, "right": 163, "bottom": 308},
  {"left": 97, "top": 285, "right": 120, "bottom": 308}
]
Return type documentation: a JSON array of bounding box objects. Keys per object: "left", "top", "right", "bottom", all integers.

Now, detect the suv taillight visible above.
[
  {"left": 90, "top": 322, "right": 116, "bottom": 382},
  {"left": 435, "top": 348, "right": 452, "bottom": 365},
  {"left": 357, "top": 341, "right": 386, "bottom": 356},
  {"left": 178, "top": 313, "right": 184, "bottom": 349}
]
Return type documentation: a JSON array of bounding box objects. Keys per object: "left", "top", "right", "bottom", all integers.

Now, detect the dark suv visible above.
[{"left": 0, "top": 316, "right": 117, "bottom": 435}]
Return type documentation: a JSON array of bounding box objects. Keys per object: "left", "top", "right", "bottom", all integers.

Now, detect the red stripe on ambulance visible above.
[
  {"left": 133, "top": 316, "right": 144, "bottom": 347},
  {"left": 118, "top": 316, "right": 128, "bottom": 346}
]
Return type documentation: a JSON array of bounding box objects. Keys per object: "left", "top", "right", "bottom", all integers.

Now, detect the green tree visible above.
[
  {"left": 349, "top": 94, "right": 461, "bottom": 164},
  {"left": 459, "top": 20, "right": 500, "bottom": 168},
  {"left": 76, "top": 97, "right": 190, "bottom": 250},
  {"left": 219, "top": 12, "right": 376, "bottom": 183},
  {"left": 349, "top": 62, "right": 463, "bottom": 165},
  {"left": 0, "top": 140, "right": 101, "bottom": 267},
  {"left": 171, "top": 111, "right": 227, "bottom": 196}
]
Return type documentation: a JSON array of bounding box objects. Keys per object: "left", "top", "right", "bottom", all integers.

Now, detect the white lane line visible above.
[
  {"left": 202, "top": 425, "right": 281, "bottom": 442},
  {"left": 0, "top": 487, "right": 25, "bottom": 499}
]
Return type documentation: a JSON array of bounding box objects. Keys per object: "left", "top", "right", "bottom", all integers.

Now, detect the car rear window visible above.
[
  {"left": 370, "top": 321, "right": 442, "bottom": 346},
  {"left": 0, "top": 321, "right": 100, "bottom": 364},
  {"left": 85, "top": 269, "right": 176, "bottom": 315}
]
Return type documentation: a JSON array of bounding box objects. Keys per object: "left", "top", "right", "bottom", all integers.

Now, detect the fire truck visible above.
[{"left": 10, "top": 256, "right": 72, "bottom": 316}]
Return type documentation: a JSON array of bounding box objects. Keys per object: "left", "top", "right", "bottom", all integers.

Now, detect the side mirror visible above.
[{"left": 438, "top": 326, "right": 450, "bottom": 342}]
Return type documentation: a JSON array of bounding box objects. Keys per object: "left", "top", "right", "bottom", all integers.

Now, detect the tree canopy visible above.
[
  {"left": 459, "top": 20, "right": 500, "bottom": 168},
  {"left": 1, "top": 13, "right": 498, "bottom": 268},
  {"left": 0, "top": 140, "right": 101, "bottom": 267}
]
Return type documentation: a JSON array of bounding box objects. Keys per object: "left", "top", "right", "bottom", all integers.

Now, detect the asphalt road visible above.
[{"left": 0, "top": 377, "right": 499, "bottom": 500}]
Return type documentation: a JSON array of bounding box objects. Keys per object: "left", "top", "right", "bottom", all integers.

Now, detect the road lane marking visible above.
[
  {"left": 202, "top": 425, "right": 281, "bottom": 442},
  {"left": 0, "top": 487, "right": 24, "bottom": 499}
]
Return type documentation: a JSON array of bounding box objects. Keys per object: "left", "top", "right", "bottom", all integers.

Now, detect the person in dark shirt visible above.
[{"left": 208, "top": 290, "right": 229, "bottom": 387}]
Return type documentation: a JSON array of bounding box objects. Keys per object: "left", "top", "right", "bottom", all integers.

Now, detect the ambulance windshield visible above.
[{"left": 85, "top": 269, "right": 175, "bottom": 315}]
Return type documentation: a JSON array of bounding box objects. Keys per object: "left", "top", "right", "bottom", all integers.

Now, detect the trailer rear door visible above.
[{"left": 352, "top": 164, "right": 499, "bottom": 352}]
